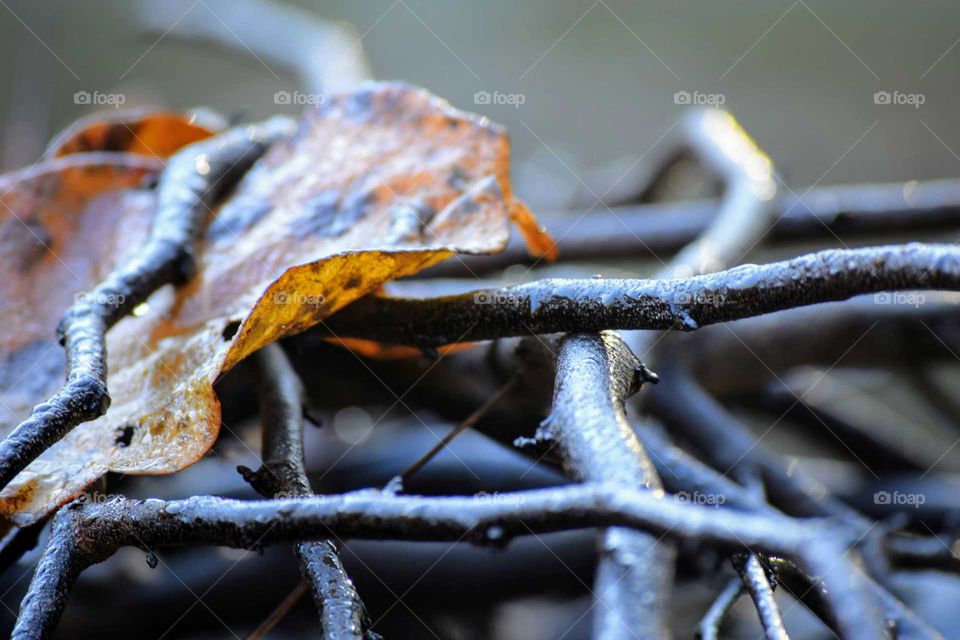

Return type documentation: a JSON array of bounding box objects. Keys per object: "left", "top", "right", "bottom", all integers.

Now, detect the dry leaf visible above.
[
  {"left": 0, "top": 82, "right": 542, "bottom": 524},
  {"left": 44, "top": 109, "right": 220, "bottom": 159}
]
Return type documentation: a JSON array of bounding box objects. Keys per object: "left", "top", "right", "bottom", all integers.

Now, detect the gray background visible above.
[{"left": 1, "top": 1, "right": 959, "bottom": 210}]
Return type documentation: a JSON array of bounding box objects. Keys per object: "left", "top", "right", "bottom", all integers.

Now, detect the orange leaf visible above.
[
  {"left": 0, "top": 82, "right": 538, "bottom": 524},
  {"left": 45, "top": 109, "right": 221, "bottom": 160}
]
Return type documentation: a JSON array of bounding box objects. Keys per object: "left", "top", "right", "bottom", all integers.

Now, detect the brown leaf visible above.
[
  {"left": 0, "top": 82, "right": 541, "bottom": 524},
  {"left": 44, "top": 109, "right": 220, "bottom": 160}
]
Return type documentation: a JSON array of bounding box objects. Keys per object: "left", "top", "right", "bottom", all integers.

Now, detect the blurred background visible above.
[
  {"left": 3, "top": 1, "right": 960, "bottom": 638},
  {"left": 2, "top": 1, "right": 960, "bottom": 211}
]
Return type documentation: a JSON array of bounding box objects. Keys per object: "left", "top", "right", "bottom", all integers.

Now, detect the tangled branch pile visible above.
[{"left": 1, "top": 83, "right": 959, "bottom": 639}]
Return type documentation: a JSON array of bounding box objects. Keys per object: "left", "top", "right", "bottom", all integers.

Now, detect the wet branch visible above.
[
  {"left": 734, "top": 554, "right": 788, "bottom": 640},
  {"left": 532, "top": 332, "right": 668, "bottom": 639},
  {"left": 238, "top": 344, "right": 372, "bottom": 640},
  {"left": 644, "top": 365, "right": 941, "bottom": 638},
  {"left": 0, "top": 118, "right": 295, "bottom": 493},
  {"left": 426, "top": 176, "right": 960, "bottom": 277},
  {"left": 321, "top": 243, "right": 960, "bottom": 346},
  {"left": 14, "top": 484, "right": 862, "bottom": 639}
]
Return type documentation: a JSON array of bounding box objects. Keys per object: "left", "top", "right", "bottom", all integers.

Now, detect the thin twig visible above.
[
  {"left": 645, "top": 365, "right": 941, "bottom": 638},
  {"left": 734, "top": 554, "right": 788, "bottom": 640},
  {"left": 532, "top": 331, "right": 669, "bottom": 639},
  {"left": 390, "top": 375, "right": 518, "bottom": 489},
  {"left": 425, "top": 176, "right": 960, "bottom": 277},
  {"left": 238, "top": 344, "right": 371, "bottom": 640},
  {"left": 697, "top": 578, "right": 743, "bottom": 640},
  {"left": 647, "top": 363, "right": 859, "bottom": 519},
  {"left": 247, "top": 579, "right": 308, "bottom": 640},
  {"left": 0, "top": 517, "right": 47, "bottom": 575}
]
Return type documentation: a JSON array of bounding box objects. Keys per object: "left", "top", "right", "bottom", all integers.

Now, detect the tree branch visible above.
[
  {"left": 532, "top": 332, "right": 668, "bottom": 639},
  {"left": 320, "top": 244, "right": 960, "bottom": 346},
  {"left": 734, "top": 554, "right": 788, "bottom": 640},
  {"left": 238, "top": 344, "right": 373, "bottom": 640},
  {"left": 424, "top": 177, "right": 960, "bottom": 277},
  {"left": 14, "top": 484, "right": 865, "bottom": 639}
]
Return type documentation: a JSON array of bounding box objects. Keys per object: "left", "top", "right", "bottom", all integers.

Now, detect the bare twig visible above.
[
  {"left": 390, "top": 375, "right": 518, "bottom": 490},
  {"left": 601, "top": 107, "right": 776, "bottom": 638},
  {"left": 238, "top": 344, "right": 371, "bottom": 640},
  {"left": 669, "top": 292, "right": 960, "bottom": 396},
  {"left": 426, "top": 176, "right": 960, "bottom": 277},
  {"left": 0, "top": 118, "right": 295, "bottom": 494},
  {"left": 734, "top": 554, "right": 788, "bottom": 640},
  {"left": 135, "top": 0, "right": 371, "bottom": 93},
  {"left": 533, "top": 332, "right": 667, "bottom": 639},
  {"left": 697, "top": 578, "right": 743, "bottom": 640},
  {"left": 322, "top": 243, "right": 960, "bottom": 346},
  {"left": 247, "top": 579, "right": 308, "bottom": 640},
  {"left": 14, "top": 484, "right": 868, "bottom": 639},
  {"left": 0, "top": 517, "right": 47, "bottom": 575},
  {"left": 645, "top": 365, "right": 946, "bottom": 638},
  {"left": 647, "top": 363, "right": 858, "bottom": 519},
  {"left": 886, "top": 533, "right": 960, "bottom": 574}
]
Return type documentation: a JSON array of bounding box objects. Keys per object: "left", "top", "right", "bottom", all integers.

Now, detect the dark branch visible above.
[
  {"left": 734, "top": 554, "right": 788, "bottom": 640},
  {"left": 533, "top": 332, "right": 669, "bottom": 639},
  {"left": 14, "top": 484, "right": 863, "bottom": 639},
  {"left": 0, "top": 118, "right": 295, "bottom": 493},
  {"left": 321, "top": 244, "right": 960, "bottom": 346},
  {"left": 644, "top": 365, "right": 941, "bottom": 638},
  {"left": 647, "top": 363, "right": 860, "bottom": 520},
  {"left": 238, "top": 344, "right": 371, "bottom": 640},
  {"left": 0, "top": 517, "right": 47, "bottom": 575},
  {"left": 424, "top": 176, "right": 960, "bottom": 277}
]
